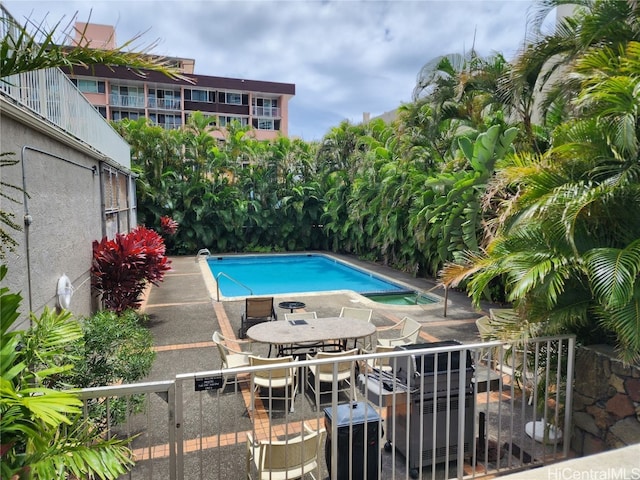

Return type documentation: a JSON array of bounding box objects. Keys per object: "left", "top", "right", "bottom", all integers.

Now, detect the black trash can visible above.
[{"left": 324, "top": 401, "right": 381, "bottom": 480}]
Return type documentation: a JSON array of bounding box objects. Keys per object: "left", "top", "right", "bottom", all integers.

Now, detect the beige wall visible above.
[
  {"left": 1, "top": 112, "right": 104, "bottom": 328},
  {"left": 73, "top": 22, "right": 117, "bottom": 49}
]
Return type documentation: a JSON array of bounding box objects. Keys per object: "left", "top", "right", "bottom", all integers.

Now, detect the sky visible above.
[{"left": 4, "top": 0, "right": 545, "bottom": 141}]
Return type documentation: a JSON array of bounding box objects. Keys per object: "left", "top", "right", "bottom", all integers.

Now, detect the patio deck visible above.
[{"left": 125, "top": 253, "right": 567, "bottom": 479}]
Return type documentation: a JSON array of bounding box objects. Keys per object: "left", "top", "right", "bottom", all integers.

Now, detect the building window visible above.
[
  {"left": 185, "top": 112, "right": 216, "bottom": 126},
  {"left": 112, "top": 110, "right": 140, "bottom": 121},
  {"left": 252, "top": 97, "right": 279, "bottom": 117},
  {"left": 253, "top": 118, "right": 275, "bottom": 130},
  {"left": 185, "top": 89, "right": 214, "bottom": 103},
  {"left": 218, "top": 91, "right": 248, "bottom": 105},
  {"left": 75, "top": 79, "right": 105, "bottom": 94},
  {"left": 227, "top": 92, "right": 242, "bottom": 104},
  {"left": 103, "top": 167, "right": 136, "bottom": 238},
  {"left": 150, "top": 113, "right": 182, "bottom": 129},
  {"left": 219, "top": 116, "right": 248, "bottom": 127}
]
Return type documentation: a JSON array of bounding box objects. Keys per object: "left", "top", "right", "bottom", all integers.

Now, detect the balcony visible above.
[
  {"left": 148, "top": 97, "right": 181, "bottom": 110},
  {"left": 109, "top": 93, "right": 146, "bottom": 108},
  {"left": 75, "top": 256, "right": 577, "bottom": 480},
  {"left": 0, "top": 68, "right": 130, "bottom": 168},
  {"left": 252, "top": 106, "right": 281, "bottom": 117}
]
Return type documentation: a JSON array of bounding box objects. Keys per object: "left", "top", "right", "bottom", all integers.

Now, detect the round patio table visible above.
[{"left": 278, "top": 301, "right": 306, "bottom": 313}]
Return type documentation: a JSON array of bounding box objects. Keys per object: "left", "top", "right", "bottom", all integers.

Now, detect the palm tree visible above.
[
  {"left": 512, "top": 0, "right": 640, "bottom": 128},
  {"left": 1, "top": 266, "right": 134, "bottom": 479},
  {"left": 441, "top": 40, "right": 640, "bottom": 362},
  {"left": 0, "top": 8, "right": 188, "bottom": 80}
]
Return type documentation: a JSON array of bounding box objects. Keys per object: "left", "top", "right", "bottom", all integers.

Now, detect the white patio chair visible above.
[
  {"left": 284, "top": 311, "right": 318, "bottom": 322},
  {"left": 339, "top": 307, "right": 374, "bottom": 350},
  {"left": 306, "top": 348, "right": 359, "bottom": 408},
  {"left": 377, "top": 316, "right": 421, "bottom": 347},
  {"left": 212, "top": 330, "right": 253, "bottom": 388},
  {"left": 249, "top": 355, "right": 298, "bottom": 413},
  {"left": 246, "top": 424, "right": 326, "bottom": 480},
  {"left": 361, "top": 344, "right": 396, "bottom": 373}
]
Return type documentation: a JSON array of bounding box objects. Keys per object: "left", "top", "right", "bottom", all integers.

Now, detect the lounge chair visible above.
[{"left": 240, "top": 297, "right": 277, "bottom": 338}]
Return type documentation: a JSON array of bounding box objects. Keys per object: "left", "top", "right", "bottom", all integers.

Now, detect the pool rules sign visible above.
[{"left": 194, "top": 375, "right": 224, "bottom": 391}]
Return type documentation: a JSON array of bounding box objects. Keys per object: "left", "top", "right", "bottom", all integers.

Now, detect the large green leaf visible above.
[{"left": 586, "top": 240, "right": 640, "bottom": 309}]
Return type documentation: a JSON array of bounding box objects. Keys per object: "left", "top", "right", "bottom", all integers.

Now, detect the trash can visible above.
[{"left": 324, "top": 401, "right": 381, "bottom": 480}]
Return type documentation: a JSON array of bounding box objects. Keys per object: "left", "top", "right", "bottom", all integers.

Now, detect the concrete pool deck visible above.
[
  {"left": 138, "top": 253, "right": 505, "bottom": 479},
  {"left": 129, "top": 253, "right": 636, "bottom": 479}
]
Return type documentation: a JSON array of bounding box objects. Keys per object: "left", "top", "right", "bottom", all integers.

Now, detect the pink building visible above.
[{"left": 67, "top": 23, "right": 295, "bottom": 141}]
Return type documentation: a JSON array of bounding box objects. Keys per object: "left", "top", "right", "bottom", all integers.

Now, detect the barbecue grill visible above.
[{"left": 385, "top": 341, "right": 475, "bottom": 478}]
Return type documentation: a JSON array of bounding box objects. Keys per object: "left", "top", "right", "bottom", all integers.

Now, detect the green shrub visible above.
[
  {"left": 66, "top": 309, "right": 155, "bottom": 388},
  {"left": 91, "top": 226, "right": 171, "bottom": 313}
]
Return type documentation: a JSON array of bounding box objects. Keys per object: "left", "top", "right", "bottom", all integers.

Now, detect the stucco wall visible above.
[{"left": 1, "top": 113, "right": 103, "bottom": 327}]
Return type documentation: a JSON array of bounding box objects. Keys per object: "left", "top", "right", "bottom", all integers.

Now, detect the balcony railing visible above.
[
  {"left": 148, "top": 97, "right": 181, "bottom": 110},
  {"left": 157, "top": 122, "right": 182, "bottom": 130},
  {"left": 1, "top": 68, "right": 131, "bottom": 168},
  {"left": 109, "top": 93, "right": 146, "bottom": 108},
  {"left": 78, "top": 336, "right": 575, "bottom": 480},
  {"left": 252, "top": 106, "right": 280, "bottom": 117}
]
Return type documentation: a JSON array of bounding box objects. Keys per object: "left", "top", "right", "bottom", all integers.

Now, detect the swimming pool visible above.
[{"left": 207, "top": 254, "right": 406, "bottom": 297}]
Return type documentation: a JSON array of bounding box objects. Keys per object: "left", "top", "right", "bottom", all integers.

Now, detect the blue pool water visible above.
[{"left": 207, "top": 254, "right": 406, "bottom": 297}]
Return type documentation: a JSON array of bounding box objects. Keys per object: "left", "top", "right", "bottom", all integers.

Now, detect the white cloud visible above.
[{"left": 4, "top": 0, "right": 537, "bottom": 141}]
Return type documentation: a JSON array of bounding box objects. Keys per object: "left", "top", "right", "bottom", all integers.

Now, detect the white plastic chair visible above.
[
  {"left": 306, "top": 348, "right": 359, "bottom": 408},
  {"left": 249, "top": 355, "right": 298, "bottom": 413},
  {"left": 246, "top": 425, "right": 326, "bottom": 480},
  {"left": 212, "top": 330, "right": 253, "bottom": 388},
  {"left": 339, "top": 307, "right": 374, "bottom": 350},
  {"left": 377, "top": 316, "right": 421, "bottom": 347},
  {"left": 361, "top": 344, "right": 396, "bottom": 373},
  {"left": 284, "top": 311, "right": 318, "bottom": 322}
]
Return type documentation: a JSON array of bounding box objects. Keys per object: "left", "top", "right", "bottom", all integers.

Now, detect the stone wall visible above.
[{"left": 572, "top": 345, "right": 640, "bottom": 455}]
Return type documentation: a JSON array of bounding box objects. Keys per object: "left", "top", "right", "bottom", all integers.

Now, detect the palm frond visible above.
[
  {"left": 586, "top": 239, "right": 640, "bottom": 309},
  {"left": 1, "top": 12, "right": 190, "bottom": 81}
]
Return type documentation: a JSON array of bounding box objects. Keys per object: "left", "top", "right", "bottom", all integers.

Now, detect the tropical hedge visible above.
[{"left": 114, "top": 0, "right": 640, "bottom": 362}]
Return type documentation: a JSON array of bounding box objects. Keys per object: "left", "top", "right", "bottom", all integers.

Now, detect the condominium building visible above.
[{"left": 66, "top": 23, "right": 295, "bottom": 141}]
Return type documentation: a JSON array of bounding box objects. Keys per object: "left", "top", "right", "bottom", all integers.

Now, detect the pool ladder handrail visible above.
[
  {"left": 215, "top": 272, "right": 253, "bottom": 301},
  {"left": 195, "top": 249, "right": 211, "bottom": 262}
]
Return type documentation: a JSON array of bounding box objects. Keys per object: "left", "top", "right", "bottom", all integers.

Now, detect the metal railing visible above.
[
  {"left": 77, "top": 335, "right": 575, "bottom": 480},
  {"left": 252, "top": 106, "right": 281, "bottom": 117},
  {"left": 110, "top": 93, "right": 146, "bottom": 108},
  {"left": 0, "top": 4, "right": 130, "bottom": 167},
  {"left": 148, "top": 97, "right": 181, "bottom": 110},
  {"left": 1, "top": 67, "right": 131, "bottom": 168},
  {"left": 215, "top": 272, "right": 253, "bottom": 300}
]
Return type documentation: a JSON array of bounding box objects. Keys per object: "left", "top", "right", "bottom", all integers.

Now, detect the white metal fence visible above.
[
  {"left": 0, "top": 5, "right": 130, "bottom": 167},
  {"left": 78, "top": 336, "right": 575, "bottom": 480}
]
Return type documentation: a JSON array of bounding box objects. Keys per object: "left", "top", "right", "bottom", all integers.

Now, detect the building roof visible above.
[{"left": 66, "top": 64, "right": 295, "bottom": 96}]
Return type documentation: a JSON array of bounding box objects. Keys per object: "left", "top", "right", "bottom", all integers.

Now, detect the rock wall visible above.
[{"left": 572, "top": 345, "right": 640, "bottom": 455}]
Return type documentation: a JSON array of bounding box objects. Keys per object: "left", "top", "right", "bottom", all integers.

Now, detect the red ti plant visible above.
[
  {"left": 91, "top": 226, "right": 171, "bottom": 313},
  {"left": 160, "top": 216, "right": 178, "bottom": 236}
]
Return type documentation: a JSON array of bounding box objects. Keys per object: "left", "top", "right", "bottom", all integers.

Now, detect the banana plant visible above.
[{"left": 416, "top": 125, "right": 518, "bottom": 275}]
